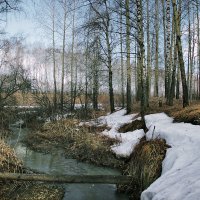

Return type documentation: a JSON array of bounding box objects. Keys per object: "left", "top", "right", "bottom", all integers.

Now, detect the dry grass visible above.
[
  {"left": 0, "top": 182, "right": 64, "bottom": 200},
  {"left": 0, "top": 140, "right": 22, "bottom": 173},
  {"left": 0, "top": 109, "right": 18, "bottom": 129},
  {"left": 131, "top": 98, "right": 200, "bottom": 124},
  {"left": 14, "top": 184, "right": 64, "bottom": 200},
  {"left": 119, "top": 138, "right": 169, "bottom": 200},
  {"left": 0, "top": 139, "right": 24, "bottom": 199},
  {"left": 82, "top": 123, "right": 111, "bottom": 133},
  {"left": 0, "top": 139, "right": 64, "bottom": 200},
  {"left": 118, "top": 120, "right": 144, "bottom": 133},
  {"left": 0, "top": 129, "right": 12, "bottom": 140},
  {"left": 132, "top": 98, "right": 184, "bottom": 114},
  {"left": 14, "top": 92, "right": 36, "bottom": 106},
  {"left": 24, "top": 119, "right": 123, "bottom": 168},
  {"left": 68, "top": 131, "right": 122, "bottom": 167},
  {"left": 172, "top": 104, "right": 200, "bottom": 124}
]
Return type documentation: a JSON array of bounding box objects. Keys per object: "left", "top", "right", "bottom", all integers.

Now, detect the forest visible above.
[
  {"left": 0, "top": 0, "right": 199, "bottom": 200},
  {"left": 1, "top": 0, "right": 200, "bottom": 113}
]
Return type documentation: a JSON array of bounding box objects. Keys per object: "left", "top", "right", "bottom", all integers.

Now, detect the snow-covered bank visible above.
[
  {"left": 83, "top": 110, "right": 200, "bottom": 199},
  {"left": 81, "top": 109, "right": 145, "bottom": 157},
  {"left": 80, "top": 110, "right": 200, "bottom": 200},
  {"left": 99, "top": 109, "right": 145, "bottom": 157},
  {"left": 141, "top": 113, "right": 200, "bottom": 200}
]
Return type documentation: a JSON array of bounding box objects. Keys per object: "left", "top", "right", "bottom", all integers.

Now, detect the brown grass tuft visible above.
[
  {"left": 172, "top": 104, "right": 200, "bottom": 124},
  {"left": 0, "top": 139, "right": 25, "bottom": 199},
  {"left": 119, "top": 138, "right": 169, "bottom": 200},
  {"left": 0, "top": 140, "right": 22, "bottom": 173},
  {"left": 24, "top": 119, "right": 123, "bottom": 168},
  {"left": 118, "top": 120, "right": 144, "bottom": 133}
]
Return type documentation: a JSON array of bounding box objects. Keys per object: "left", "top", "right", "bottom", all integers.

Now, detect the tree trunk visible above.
[
  {"left": 84, "top": 40, "right": 89, "bottom": 111},
  {"left": 92, "top": 39, "right": 99, "bottom": 111},
  {"left": 169, "top": 33, "right": 177, "bottom": 106},
  {"left": 136, "top": 43, "right": 141, "bottom": 101},
  {"left": 166, "top": 0, "right": 171, "bottom": 104},
  {"left": 70, "top": 0, "right": 76, "bottom": 111},
  {"left": 197, "top": 1, "right": 200, "bottom": 99},
  {"left": 92, "top": 65, "right": 98, "bottom": 110},
  {"left": 146, "top": 0, "right": 151, "bottom": 106},
  {"left": 60, "top": 0, "right": 67, "bottom": 113},
  {"left": 187, "top": 2, "right": 192, "bottom": 101},
  {"left": 161, "top": 0, "right": 167, "bottom": 98},
  {"left": 106, "top": 29, "right": 115, "bottom": 113},
  {"left": 0, "top": 173, "right": 132, "bottom": 184},
  {"left": 154, "top": 0, "right": 159, "bottom": 97},
  {"left": 52, "top": 4, "right": 57, "bottom": 111},
  {"left": 176, "top": 62, "right": 180, "bottom": 99},
  {"left": 172, "top": 0, "right": 189, "bottom": 107},
  {"left": 126, "top": 0, "right": 132, "bottom": 114},
  {"left": 73, "top": 58, "right": 78, "bottom": 108},
  {"left": 190, "top": 10, "right": 195, "bottom": 100},
  {"left": 120, "top": 0, "right": 125, "bottom": 108},
  {"left": 136, "top": 0, "right": 147, "bottom": 131}
]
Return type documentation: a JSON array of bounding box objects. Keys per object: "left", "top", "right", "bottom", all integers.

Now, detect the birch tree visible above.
[
  {"left": 136, "top": 0, "right": 147, "bottom": 129},
  {"left": 166, "top": 0, "right": 171, "bottom": 104},
  {"left": 59, "top": 0, "right": 68, "bottom": 113},
  {"left": 88, "top": 0, "right": 115, "bottom": 113},
  {"left": 154, "top": 0, "right": 159, "bottom": 97},
  {"left": 120, "top": 0, "right": 125, "bottom": 108},
  {"left": 146, "top": 0, "right": 151, "bottom": 106},
  {"left": 126, "top": 0, "right": 132, "bottom": 113},
  {"left": 172, "top": 0, "right": 189, "bottom": 107},
  {"left": 197, "top": 0, "right": 200, "bottom": 99},
  {"left": 70, "top": 0, "right": 76, "bottom": 111}
]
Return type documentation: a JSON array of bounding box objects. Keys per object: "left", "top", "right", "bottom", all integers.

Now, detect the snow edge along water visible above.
[{"left": 81, "top": 109, "right": 200, "bottom": 200}]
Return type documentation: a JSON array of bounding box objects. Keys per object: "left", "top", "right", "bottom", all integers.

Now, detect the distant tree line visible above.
[{"left": 1, "top": 0, "right": 200, "bottom": 118}]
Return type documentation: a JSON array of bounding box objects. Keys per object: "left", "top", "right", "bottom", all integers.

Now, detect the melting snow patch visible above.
[
  {"left": 80, "top": 111, "right": 200, "bottom": 199},
  {"left": 141, "top": 113, "right": 200, "bottom": 200},
  {"left": 111, "top": 129, "right": 145, "bottom": 157},
  {"left": 81, "top": 109, "right": 144, "bottom": 157}
]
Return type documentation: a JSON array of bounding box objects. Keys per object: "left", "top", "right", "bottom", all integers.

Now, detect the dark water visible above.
[{"left": 7, "top": 127, "right": 128, "bottom": 200}]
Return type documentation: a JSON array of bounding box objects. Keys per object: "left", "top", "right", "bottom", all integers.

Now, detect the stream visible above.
[{"left": 7, "top": 127, "right": 129, "bottom": 200}]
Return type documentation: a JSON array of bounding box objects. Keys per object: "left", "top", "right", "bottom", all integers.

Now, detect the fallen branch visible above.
[{"left": 0, "top": 173, "right": 133, "bottom": 184}]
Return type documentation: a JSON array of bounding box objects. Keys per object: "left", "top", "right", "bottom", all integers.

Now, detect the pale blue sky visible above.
[{"left": 4, "top": 0, "right": 44, "bottom": 44}]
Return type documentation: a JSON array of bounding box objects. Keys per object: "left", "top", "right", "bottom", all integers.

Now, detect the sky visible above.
[
  {"left": 3, "top": 0, "right": 87, "bottom": 47},
  {"left": 3, "top": 0, "right": 45, "bottom": 45}
]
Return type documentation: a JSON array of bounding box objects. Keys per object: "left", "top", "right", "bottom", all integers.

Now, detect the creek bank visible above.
[
  {"left": 9, "top": 127, "right": 128, "bottom": 200},
  {"left": 4, "top": 103, "right": 200, "bottom": 199},
  {"left": 22, "top": 113, "right": 168, "bottom": 200},
  {"left": 0, "top": 137, "right": 64, "bottom": 200},
  {"left": 23, "top": 119, "right": 125, "bottom": 169},
  {"left": 1, "top": 182, "right": 64, "bottom": 200}
]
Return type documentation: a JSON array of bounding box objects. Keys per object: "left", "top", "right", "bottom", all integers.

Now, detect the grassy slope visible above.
[{"left": 22, "top": 100, "right": 200, "bottom": 199}]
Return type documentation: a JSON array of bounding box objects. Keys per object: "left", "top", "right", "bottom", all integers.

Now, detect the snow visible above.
[
  {"left": 81, "top": 110, "right": 200, "bottom": 199},
  {"left": 4, "top": 105, "right": 39, "bottom": 109},
  {"left": 141, "top": 113, "right": 200, "bottom": 200},
  {"left": 100, "top": 110, "right": 145, "bottom": 156},
  {"left": 110, "top": 129, "right": 145, "bottom": 157},
  {"left": 81, "top": 109, "right": 145, "bottom": 157}
]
